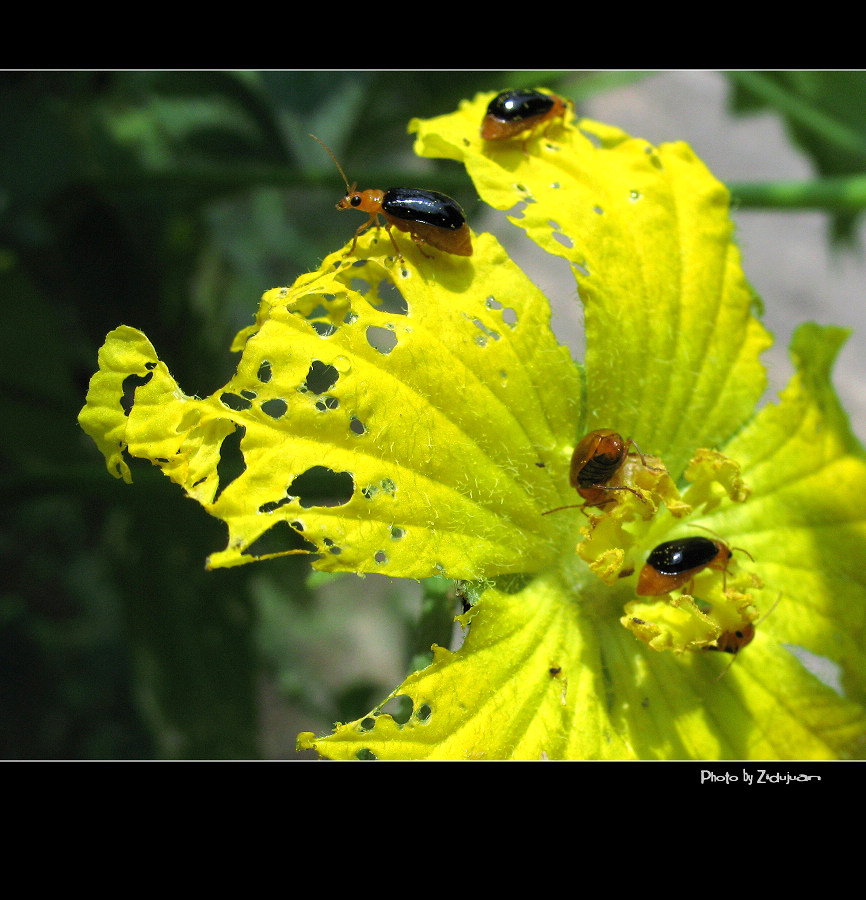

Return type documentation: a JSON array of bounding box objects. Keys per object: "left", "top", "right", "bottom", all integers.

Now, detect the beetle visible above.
[
  {"left": 708, "top": 623, "right": 756, "bottom": 655},
  {"left": 706, "top": 594, "right": 781, "bottom": 680},
  {"left": 542, "top": 429, "right": 650, "bottom": 515},
  {"left": 707, "top": 624, "right": 756, "bottom": 682},
  {"left": 636, "top": 535, "right": 752, "bottom": 596},
  {"left": 310, "top": 134, "right": 472, "bottom": 260},
  {"left": 481, "top": 88, "right": 569, "bottom": 142}
]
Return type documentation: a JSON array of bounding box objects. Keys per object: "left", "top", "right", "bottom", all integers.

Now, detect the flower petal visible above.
[
  {"left": 720, "top": 323, "right": 866, "bottom": 715},
  {"left": 79, "top": 231, "right": 582, "bottom": 579},
  {"left": 299, "top": 572, "right": 637, "bottom": 761},
  {"left": 300, "top": 545, "right": 866, "bottom": 759},
  {"left": 412, "top": 94, "right": 773, "bottom": 477}
]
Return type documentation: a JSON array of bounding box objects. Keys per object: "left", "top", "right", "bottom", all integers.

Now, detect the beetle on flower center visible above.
[
  {"left": 636, "top": 535, "right": 752, "bottom": 596},
  {"left": 543, "top": 428, "right": 652, "bottom": 515}
]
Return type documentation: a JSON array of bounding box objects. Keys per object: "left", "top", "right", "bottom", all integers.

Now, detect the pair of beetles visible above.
[
  {"left": 550, "top": 428, "right": 761, "bottom": 658},
  {"left": 319, "top": 89, "right": 759, "bottom": 660},
  {"left": 317, "top": 87, "right": 570, "bottom": 262}
]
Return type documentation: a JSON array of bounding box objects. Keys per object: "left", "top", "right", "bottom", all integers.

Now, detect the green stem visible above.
[
  {"left": 96, "top": 157, "right": 866, "bottom": 216},
  {"left": 728, "top": 174, "right": 866, "bottom": 212},
  {"left": 726, "top": 70, "right": 866, "bottom": 157}
]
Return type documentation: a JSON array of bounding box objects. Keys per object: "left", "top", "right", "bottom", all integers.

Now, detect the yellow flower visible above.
[{"left": 79, "top": 91, "right": 866, "bottom": 760}]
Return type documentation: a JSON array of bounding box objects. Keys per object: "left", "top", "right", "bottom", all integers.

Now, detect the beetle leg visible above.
[
  {"left": 591, "top": 483, "right": 648, "bottom": 505},
  {"left": 407, "top": 230, "right": 434, "bottom": 259},
  {"left": 347, "top": 214, "right": 379, "bottom": 256},
  {"left": 377, "top": 221, "right": 407, "bottom": 263}
]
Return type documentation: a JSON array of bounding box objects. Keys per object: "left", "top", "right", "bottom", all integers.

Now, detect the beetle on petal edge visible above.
[
  {"left": 481, "top": 88, "right": 569, "bottom": 142},
  {"left": 542, "top": 429, "right": 650, "bottom": 515},
  {"left": 311, "top": 135, "right": 472, "bottom": 261}
]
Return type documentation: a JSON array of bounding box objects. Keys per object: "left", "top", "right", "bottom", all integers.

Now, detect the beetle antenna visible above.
[
  {"left": 756, "top": 592, "right": 782, "bottom": 625},
  {"left": 713, "top": 593, "right": 782, "bottom": 682},
  {"left": 542, "top": 484, "right": 646, "bottom": 516},
  {"left": 690, "top": 523, "right": 724, "bottom": 541},
  {"left": 541, "top": 504, "right": 582, "bottom": 516},
  {"left": 626, "top": 437, "right": 664, "bottom": 473},
  {"left": 689, "top": 523, "right": 754, "bottom": 561},
  {"left": 714, "top": 654, "right": 738, "bottom": 682},
  {"left": 309, "top": 133, "right": 351, "bottom": 193}
]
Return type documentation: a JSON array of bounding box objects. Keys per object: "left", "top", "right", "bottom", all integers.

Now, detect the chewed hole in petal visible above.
[
  {"left": 244, "top": 519, "right": 318, "bottom": 556},
  {"left": 311, "top": 321, "right": 337, "bottom": 337},
  {"left": 214, "top": 425, "right": 246, "bottom": 502},
  {"left": 363, "top": 478, "right": 397, "bottom": 501},
  {"left": 378, "top": 694, "right": 413, "bottom": 725},
  {"left": 472, "top": 317, "right": 500, "bottom": 344},
  {"left": 548, "top": 220, "right": 574, "bottom": 249},
  {"left": 261, "top": 398, "right": 287, "bottom": 419},
  {"left": 120, "top": 370, "right": 154, "bottom": 415},
  {"left": 484, "top": 295, "right": 518, "bottom": 328},
  {"left": 304, "top": 302, "right": 340, "bottom": 338},
  {"left": 288, "top": 466, "right": 354, "bottom": 508},
  {"left": 366, "top": 326, "right": 398, "bottom": 354},
  {"left": 304, "top": 360, "right": 339, "bottom": 394},
  {"left": 375, "top": 280, "right": 409, "bottom": 315},
  {"left": 220, "top": 392, "right": 252, "bottom": 411},
  {"left": 258, "top": 495, "right": 291, "bottom": 513}
]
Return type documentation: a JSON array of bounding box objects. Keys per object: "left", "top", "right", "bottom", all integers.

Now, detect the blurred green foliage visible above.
[
  {"left": 726, "top": 70, "right": 866, "bottom": 241},
  {"left": 2, "top": 70, "right": 864, "bottom": 759}
]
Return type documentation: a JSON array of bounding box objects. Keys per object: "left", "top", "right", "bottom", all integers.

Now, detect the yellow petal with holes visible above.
[
  {"left": 300, "top": 553, "right": 866, "bottom": 760},
  {"left": 412, "top": 94, "right": 772, "bottom": 478},
  {"left": 79, "top": 231, "right": 582, "bottom": 579}
]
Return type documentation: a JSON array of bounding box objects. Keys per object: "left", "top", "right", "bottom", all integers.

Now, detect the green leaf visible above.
[
  {"left": 726, "top": 71, "right": 866, "bottom": 240},
  {"left": 727, "top": 71, "right": 866, "bottom": 164}
]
